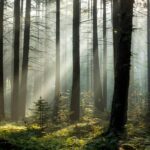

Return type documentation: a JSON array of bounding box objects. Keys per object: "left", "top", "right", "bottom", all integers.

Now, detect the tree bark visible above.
[
  {"left": 11, "top": 0, "right": 21, "bottom": 121},
  {"left": 102, "top": 0, "right": 107, "bottom": 110},
  {"left": 112, "top": 0, "right": 120, "bottom": 71},
  {"left": 86, "top": 0, "right": 90, "bottom": 91},
  {"left": 147, "top": 0, "right": 150, "bottom": 125},
  {"left": 93, "top": 0, "right": 103, "bottom": 112},
  {"left": 43, "top": 0, "right": 49, "bottom": 100},
  {"left": 53, "top": 0, "right": 60, "bottom": 120},
  {"left": 70, "top": 0, "right": 80, "bottom": 122},
  {"left": 19, "top": 0, "right": 31, "bottom": 119},
  {"left": 0, "top": 0, "right": 5, "bottom": 120},
  {"left": 109, "top": 0, "right": 134, "bottom": 134}
]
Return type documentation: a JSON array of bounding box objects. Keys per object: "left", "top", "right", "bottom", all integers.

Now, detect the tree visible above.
[
  {"left": 33, "top": 0, "right": 41, "bottom": 102},
  {"left": 112, "top": 0, "right": 120, "bottom": 69},
  {"left": 19, "top": 0, "right": 31, "bottom": 119},
  {"left": 53, "top": 0, "right": 60, "bottom": 120},
  {"left": 147, "top": 0, "right": 150, "bottom": 125},
  {"left": 0, "top": 0, "right": 5, "bottom": 120},
  {"left": 102, "top": 0, "right": 107, "bottom": 110},
  {"left": 70, "top": 0, "right": 81, "bottom": 122},
  {"left": 108, "top": 0, "right": 134, "bottom": 134},
  {"left": 93, "top": 0, "right": 103, "bottom": 112},
  {"left": 11, "top": 0, "right": 21, "bottom": 121},
  {"left": 30, "top": 97, "right": 50, "bottom": 130},
  {"left": 43, "top": 0, "right": 49, "bottom": 100},
  {"left": 86, "top": 0, "right": 91, "bottom": 91}
]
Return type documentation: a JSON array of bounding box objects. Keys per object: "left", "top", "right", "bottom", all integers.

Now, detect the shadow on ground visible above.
[{"left": 84, "top": 133, "right": 120, "bottom": 150}]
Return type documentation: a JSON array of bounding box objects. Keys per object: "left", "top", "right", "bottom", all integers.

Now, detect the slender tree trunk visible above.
[
  {"left": 19, "top": 0, "right": 31, "bottom": 119},
  {"left": 108, "top": 0, "right": 134, "bottom": 134},
  {"left": 147, "top": 0, "right": 150, "bottom": 125},
  {"left": 20, "top": 0, "right": 24, "bottom": 70},
  {"left": 20, "top": 0, "right": 24, "bottom": 42},
  {"left": 53, "top": 0, "right": 60, "bottom": 120},
  {"left": 90, "top": 1, "right": 93, "bottom": 92},
  {"left": 102, "top": 0, "right": 107, "bottom": 110},
  {"left": 11, "top": 0, "right": 21, "bottom": 121},
  {"left": 20, "top": 0, "right": 24, "bottom": 18},
  {"left": 64, "top": 0, "right": 68, "bottom": 92},
  {"left": 33, "top": 1, "right": 40, "bottom": 101},
  {"left": 87, "top": 0, "right": 90, "bottom": 91},
  {"left": 0, "top": 0, "right": 5, "bottom": 120},
  {"left": 70, "top": 0, "right": 80, "bottom": 122},
  {"left": 44, "top": 0, "right": 49, "bottom": 100},
  {"left": 93, "top": 0, "right": 103, "bottom": 112},
  {"left": 91, "top": 0, "right": 93, "bottom": 17}
]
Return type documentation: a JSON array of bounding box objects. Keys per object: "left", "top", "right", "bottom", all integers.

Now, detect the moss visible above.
[{"left": 0, "top": 119, "right": 149, "bottom": 150}]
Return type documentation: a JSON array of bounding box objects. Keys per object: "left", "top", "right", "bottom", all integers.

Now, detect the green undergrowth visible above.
[
  {"left": 0, "top": 119, "right": 149, "bottom": 150},
  {"left": 0, "top": 118, "right": 103, "bottom": 150},
  {"left": 85, "top": 121, "right": 150, "bottom": 150}
]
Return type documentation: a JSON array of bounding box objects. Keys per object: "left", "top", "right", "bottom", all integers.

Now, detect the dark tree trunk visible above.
[
  {"left": 109, "top": 0, "right": 134, "bottom": 134},
  {"left": 19, "top": 0, "right": 31, "bottom": 119},
  {"left": 102, "top": 0, "right": 107, "bottom": 110},
  {"left": 70, "top": 0, "right": 80, "bottom": 122},
  {"left": 112, "top": 0, "right": 120, "bottom": 70},
  {"left": 20, "top": 0, "right": 24, "bottom": 17},
  {"left": 93, "top": 0, "right": 103, "bottom": 112},
  {"left": 11, "top": 0, "right": 21, "bottom": 121},
  {"left": 0, "top": 0, "right": 5, "bottom": 120},
  {"left": 53, "top": 0, "right": 60, "bottom": 120}
]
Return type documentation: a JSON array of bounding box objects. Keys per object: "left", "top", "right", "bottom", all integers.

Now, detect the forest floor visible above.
[{"left": 0, "top": 117, "right": 149, "bottom": 150}]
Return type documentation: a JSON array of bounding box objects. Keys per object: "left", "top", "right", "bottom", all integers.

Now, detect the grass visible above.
[{"left": 0, "top": 118, "right": 149, "bottom": 150}]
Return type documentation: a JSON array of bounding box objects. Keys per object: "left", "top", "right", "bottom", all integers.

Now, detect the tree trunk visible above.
[
  {"left": 53, "top": 0, "right": 60, "bottom": 120},
  {"left": 102, "top": 0, "right": 107, "bottom": 110},
  {"left": 109, "top": 0, "right": 134, "bottom": 134},
  {"left": 86, "top": 0, "right": 90, "bottom": 91},
  {"left": 63, "top": 0, "right": 68, "bottom": 92},
  {"left": 147, "top": 0, "right": 150, "bottom": 125},
  {"left": 20, "top": 0, "right": 24, "bottom": 43},
  {"left": 11, "top": 0, "right": 21, "bottom": 121},
  {"left": 70, "top": 0, "right": 80, "bottom": 122},
  {"left": 0, "top": 0, "right": 5, "bottom": 120},
  {"left": 112, "top": 0, "right": 120, "bottom": 71},
  {"left": 93, "top": 0, "right": 103, "bottom": 112},
  {"left": 33, "top": 1, "right": 40, "bottom": 102},
  {"left": 43, "top": 0, "right": 49, "bottom": 100},
  {"left": 19, "top": 0, "right": 31, "bottom": 119}
]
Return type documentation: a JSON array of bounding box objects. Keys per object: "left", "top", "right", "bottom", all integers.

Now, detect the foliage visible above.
[
  {"left": 128, "top": 88, "right": 147, "bottom": 122},
  {"left": 30, "top": 97, "right": 51, "bottom": 130},
  {"left": 80, "top": 91, "right": 94, "bottom": 118},
  {"left": 55, "top": 91, "right": 95, "bottom": 124},
  {"left": 56, "top": 93, "right": 70, "bottom": 124},
  {"left": 0, "top": 118, "right": 103, "bottom": 150},
  {"left": 84, "top": 135, "right": 119, "bottom": 150},
  {"left": 0, "top": 117, "right": 149, "bottom": 150}
]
